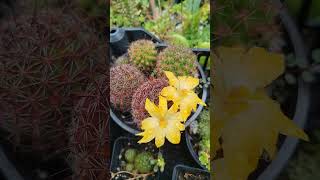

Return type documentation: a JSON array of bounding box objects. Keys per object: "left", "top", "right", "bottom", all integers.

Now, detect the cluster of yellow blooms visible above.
[{"left": 136, "top": 71, "right": 206, "bottom": 148}]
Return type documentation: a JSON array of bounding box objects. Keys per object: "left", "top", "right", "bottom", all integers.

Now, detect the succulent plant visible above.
[
  {"left": 128, "top": 40, "right": 157, "bottom": 73},
  {"left": 125, "top": 148, "right": 138, "bottom": 163},
  {"left": 198, "top": 109, "right": 210, "bottom": 139},
  {"left": 69, "top": 76, "right": 110, "bottom": 180},
  {"left": 131, "top": 78, "right": 168, "bottom": 127},
  {"left": 134, "top": 152, "right": 154, "bottom": 174},
  {"left": 156, "top": 46, "right": 198, "bottom": 77},
  {"left": 212, "top": 0, "right": 282, "bottom": 49},
  {"left": 0, "top": 10, "right": 106, "bottom": 157},
  {"left": 110, "top": 64, "right": 146, "bottom": 112}
]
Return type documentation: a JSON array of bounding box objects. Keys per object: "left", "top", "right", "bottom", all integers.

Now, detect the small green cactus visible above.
[
  {"left": 125, "top": 148, "right": 138, "bottom": 163},
  {"left": 156, "top": 46, "right": 198, "bottom": 77},
  {"left": 134, "top": 152, "right": 154, "bottom": 174},
  {"left": 110, "top": 64, "right": 146, "bottom": 112},
  {"left": 128, "top": 40, "right": 157, "bottom": 73},
  {"left": 125, "top": 163, "right": 135, "bottom": 172}
]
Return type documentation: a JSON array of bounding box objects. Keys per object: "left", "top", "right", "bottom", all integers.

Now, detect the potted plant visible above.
[
  {"left": 186, "top": 109, "right": 210, "bottom": 171},
  {"left": 172, "top": 164, "right": 210, "bottom": 180},
  {"left": 110, "top": 137, "right": 165, "bottom": 180},
  {"left": 109, "top": 28, "right": 208, "bottom": 135},
  {"left": 212, "top": 0, "right": 311, "bottom": 179}
]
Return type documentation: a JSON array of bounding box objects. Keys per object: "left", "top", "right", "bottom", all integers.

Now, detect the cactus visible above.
[
  {"left": 0, "top": 10, "right": 106, "bottom": 157},
  {"left": 128, "top": 40, "right": 157, "bottom": 73},
  {"left": 131, "top": 78, "right": 168, "bottom": 127},
  {"left": 110, "top": 64, "right": 146, "bottom": 112},
  {"left": 156, "top": 46, "right": 198, "bottom": 77},
  {"left": 69, "top": 76, "right": 110, "bottom": 180},
  {"left": 134, "top": 152, "right": 154, "bottom": 174},
  {"left": 212, "top": 0, "right": 281, "bottom": 48},
  {"left": 125, "top": 148, "right": 138, "bottom": 163},
  {"left": 115, "top": 54, "right": 130, "bottom": 65}
]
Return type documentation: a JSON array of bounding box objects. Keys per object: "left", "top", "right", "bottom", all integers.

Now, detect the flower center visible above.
[
  {"left": 180, "top": 89, "right": 189, "bottom": 96},
  {"left": 159, "top": 118, "right": 168, "bottom": 128}
]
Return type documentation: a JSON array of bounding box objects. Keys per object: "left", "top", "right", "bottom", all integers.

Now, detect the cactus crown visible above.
[
  {"left": 128, "top": 39, "right": 157, "bottom": 73},
  {"left": 110, "top": 64, "right": 146, "bottom": 112},
  {"left": 213, "top": 0, "right": 280, "bottom": 47},
  {"left": 156, "top": 46, "right": 198, "bottom": 77}
]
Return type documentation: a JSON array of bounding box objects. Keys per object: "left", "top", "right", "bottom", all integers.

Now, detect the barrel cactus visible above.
[
  {"left": 156, "top": 46, "right": 198, "bottom": 77},
  {"left": 0, "top": 10, "right": 106, "bottom": 156},
  {"left": 110, "top": 64, "right": 146, "bottom": 112},
  {"left": 131, "top": 78, "right": 168, "bottom": 127},
  {"left": 128, "top": 40, "right": 157, "bottom": 73}
]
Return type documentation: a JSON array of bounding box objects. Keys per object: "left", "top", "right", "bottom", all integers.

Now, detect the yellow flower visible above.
[
  {"left": 137, "top": 96, "right": 185, "bottom": 148},
  {"left": 161, "top": 71, "right": 206, "bottom": 120}
]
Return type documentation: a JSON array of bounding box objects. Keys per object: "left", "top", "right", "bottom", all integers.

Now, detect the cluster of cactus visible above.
[
  {"left": 156, "top": 46, "right": 198, "bottom": 77},
  {"left": 110, "top": 64, "right": 146, "bottom": 112},
  {"left": 128, "top": 40, "right": 158, "bottom": 73},
  {"left": 69, "top": 77, "right": 110, "bottom": 180},
  {"left": 212, "top": 0, "right": 281, "bottom": 48},
  {"left": 131, "top": 78, "right": 168, "bottom": 127},
  {"left": 123, "top": 149, "right": 155, "bottom": 174},
  {"left": 0, "top": 10, "right": 106, "bottom": 157}
]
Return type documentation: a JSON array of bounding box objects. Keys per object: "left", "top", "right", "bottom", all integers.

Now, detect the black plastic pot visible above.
[
  {"left": 110, "top": 137, "right": 160, "bottom": 180},
  {"left": 256, "top": 1, "right": 310, "bottom": 179},
  {"left": 110, "top": 28, "right": 209, "bottom": 135},
  {"left": 185, "top": 130, "right": 208, "bottom": 171},
  {"left": 172, "top": 164, "right": 210, "bottom": 180}
]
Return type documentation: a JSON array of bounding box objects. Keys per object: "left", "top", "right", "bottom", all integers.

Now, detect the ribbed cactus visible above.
[
  {"left": 69, "top": 77, "right": 110, "bottom": 180},
  {"left": 131, "top": 78, "right": 168, "bottom": 127},
  {"left": 128, "top": 40, "right": 157, "bottom": 73},
  {"left": 156, "top": 46, "right": 198, "bottom": 77},
  {"left": 110, "top": 64, "right": 146, "bottom": 112},
  {"left": 212, "top": 0, "right": 281, "bottom": 48},
  {"left": 0, "top": 10, "right": 106, "bottom": 156}
]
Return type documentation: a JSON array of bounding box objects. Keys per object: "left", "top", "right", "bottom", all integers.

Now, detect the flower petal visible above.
[
  {"left": 175, "top": 120, "right": 185, "bottom": 131},
  {"left": 179, "top": 92, "right": 206, "bottom": 120},
  {"left": 155, "top": 130, "right": 165, "bottom": 148},
  {"left": 164, "top": 71, "right": 178, "bottom": 86},
  {"left": 137, "top": 130, "right": 155, "bottom": 144},
  {"left": 168, "top": 102, "right": 179, "bottom": 113},
  {"left": 161, "top": 86, "right": 179, "bottom": 101},
  {"left": 141, "top": 117, "right": 159, "bottom": 130},
  {"left": 177, "top": 76, "right": 199, "bottom": 90},
  {"left": 166, "top": 128, "right": 181, "bottom": 144},
  {"left": 158, "top": 96, "right": 168, "bottom": 117},
  {"left": 145, "top": 98, "right": 161, "bottom": 119}
]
